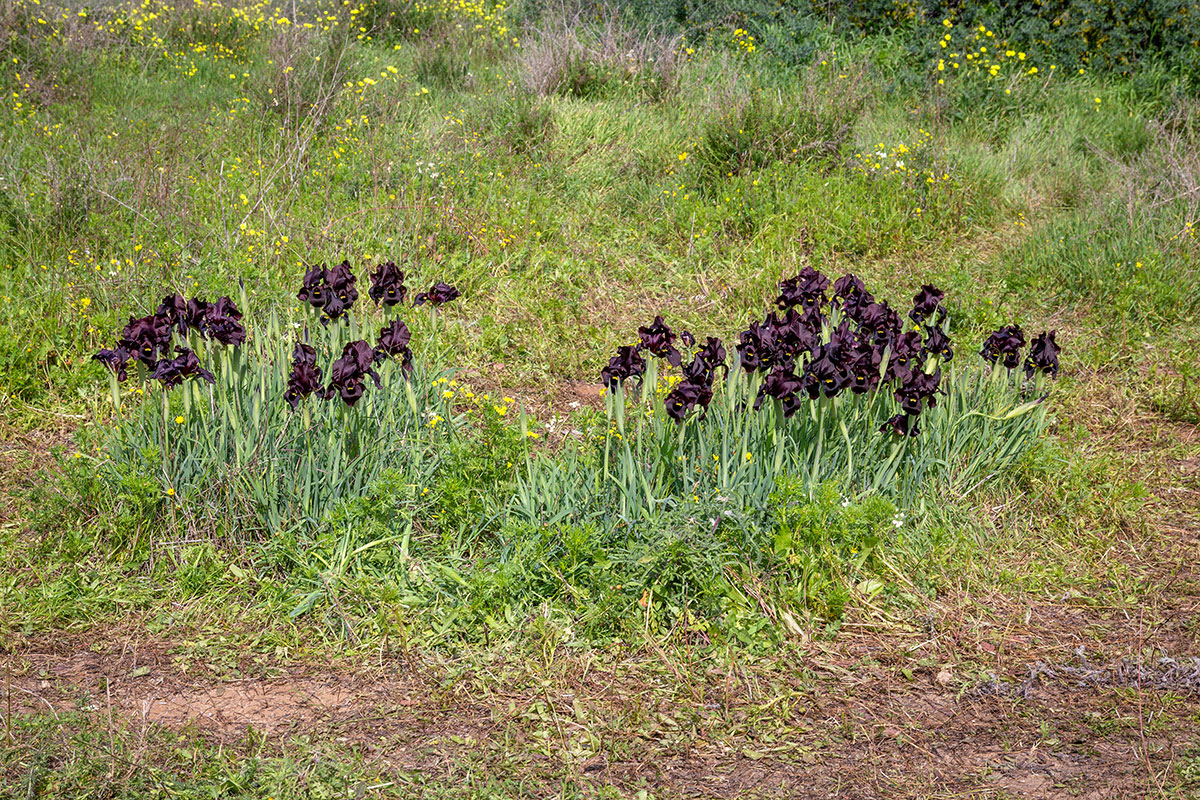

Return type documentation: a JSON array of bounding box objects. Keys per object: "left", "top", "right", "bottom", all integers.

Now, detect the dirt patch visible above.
[
  {"left": 143, "top": 677, "right": 360, "bottom": 735},
  {"left": 7, "top": 629, "right": 1200, "bottom": 797}
]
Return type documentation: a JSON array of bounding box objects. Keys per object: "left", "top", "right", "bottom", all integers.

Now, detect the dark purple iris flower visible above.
[
  {"left": 298, "top": 261, "right": 358, "bottom": 323},
  {"left": 665, "top": 336, "right": 726, "bottom": 421},
  {"left": 923, "top": 325, "right": 954, "bottom": 362},
  {"left": 737, "top": 321, "right": 777, "bottom": 373},
  {"left": 413, "top": 281, "right": 461, "bottom": 307},
  {"left": 285, "top": 363, "right": 323, "bottom": 410},
  {"left": 1024, "top": 331, "right": 1060, "bottom": 378},
  {"left": 664, "top": 378, "right": 714, "bottom": 421},
  {"left": 375, "top": 318, "right": 412, "bottom": 357},
  {"left": 150, "top": 347, "right": 215, "bottom": 389},
  {"left": 368, "top": 261, "right": 408, "bottom": 307},
  {"left": 203, "top": 297, "right": 247, "bottom": 346},
  {"left": 832, "top": 274, "right": 866, "bottom": 305},
  {"left": 323, "top": 261, "right": 359, "bottom": 322},
  {"left": 292, "top": 341, "right": 318, "bottom": 367},
  {"left": 284, "top": 342, "right": 324, "bottom": 410},
  {"left": 857, "top": 301, "right": 901, "bottom": 345},
  {"left": 635, "top": 315, "right": 682, "bottom": 367},
  {"left": 326, "top": 340, "right": 382, "bottom": 407},
  {"left": 880, "top": 413, "right": 920, "bottom": 437},
  {"left": 119, "top": 314, "right": 173, "bottom": 365},
  {"left": 846, "top": 341, "right": 882, "bottom": 394},
  {"left": 756, "top": 366, "right": 805, "bottom": 416},
  {"left": 840, "top": 282, "right": 877, "bottom": 323},
  {"left": 374, "top": 318, "right": 414, "bottom": 372},
  {"left": 297, "top": 265, "right": 328, "bottom": 309},
  {"left": 601, "top": 345, "right": 646, "bottom": 390},
  {"left": 157, "top": 294, "right": 189, "bottom": 335},
  {"left": 802, "top": 346, "right": 849, "bottom": 399},
  {"left": 886, "top": 331, "right": 924, "bottom": 383},
  {"left": 909, "top": 284, "right": 945, "bottom": 325},
  {"left": 980, "top": 324, "right": 1025, "bottom": 369},
  {"left": 93, "top": 346, "right": 132, "bottom": 382},
  {"left": 684, "top": 336, "right": 727, "bottom": 382},
  {"left": 895, "top": 369, "right": 941, "bottom": 416},
  {"left": 767, "top": 310, "right": 819, "bottom": 362},
  {"left": 776, "top": 266, "right": 830, "bottom": 311},
  {"left": 184, "top": 298, "right": 210, "bottom": 331},
  {"left": 826, "top": 320, "right": 856, "bottom": 361}
]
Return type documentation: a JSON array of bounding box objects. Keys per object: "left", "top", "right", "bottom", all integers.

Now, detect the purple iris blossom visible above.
[
  {"left": 1024, "top": 331, "right": 1060, "bottom": 378},
  {"left": 895, "top": 369, "right": 941, "bottom": 416},
  {"left": 909, "top": 284, "right": 945, "bottom": 325},
  {"left": 297, "top": 265, "right": 328, "bottom": 309},
  {"left": 846, "top": 341, "right": 882, "bottom": 394},
  {"left": 374, "top": 319, "right": 414, "bottom": 373},
  {"left": 413, "top": 281, "right": 461, "bottom": 307},
  {"left": 636, "top": 315, "right": 682, "bottom": 367},
  {"left": 923, "top": 325, "right": 954, "bottom": 362},
  {"left": 203, "top": 297, "right": 247, "bottom": 346},
  {"left": 150, "top": 347, "right": 215, "bottom": 389},
  {"left": 369, "top": 261, "right": 408, "bottom": 307},
  {"left": 325, "top": 340, "right": 381, "bottom": 407},
  {"left": 802, "top": 346, "right": 850, "bottom": 399},
  {"left": 93, "top": 346, "right": 133, "bottom": 382},
  {"left": 886, "top": 330, "right": 924, "bottom": 383},
  {"left": 601, "top": 345, "right": 646, "bottom": 390},
  {"left": 857, "top": 301, "right": 901, "bottom": 345},
  {"left": 980, "top": 324, "right": 1025, "bottom": 369},
  {"left": 755, "top": 365, "right": 805, "bottom": 416},
  {"left": 157, "top": 294, "right": 189, "bottom": 335},
  {"left": 880, "top": 413, "right": 920, "bottom": 437},
  {"left": 737, "top": 321, "right": 777, "bottom": 373},
  {"left": 664, "top": 377, "right": 714, "bottom": 421},
  {"left": 775, "top": 266, "right": 830, "bottom": 311},
  {"left": 119, "top": 314, "right": 173, "bottom": 365}
]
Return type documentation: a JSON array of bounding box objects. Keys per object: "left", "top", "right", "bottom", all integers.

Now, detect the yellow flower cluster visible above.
[
  {"left": 932, "top": 20, "right": 1056, "bottom": 90},
  {"left": 731, "top": 28, "right": 756, "bottom": 54},
  {"left": 851, "top": 129, "right": 949, "bottom": 189}
]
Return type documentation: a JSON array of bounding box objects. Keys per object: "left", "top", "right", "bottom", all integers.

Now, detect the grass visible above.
[{"left": 1, "top": 0, "right": 1199, "bottom": 796}]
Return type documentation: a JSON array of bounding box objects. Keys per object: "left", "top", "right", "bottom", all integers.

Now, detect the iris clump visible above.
[
  {"left": 89, "top": 262, "right": 462, "bottom": 539},
  {"left": 517, "top": 267, "right": 1061, "bottom": 530},
  {"left": 92, "top": 292, "right": 245, "bottom": 390}
]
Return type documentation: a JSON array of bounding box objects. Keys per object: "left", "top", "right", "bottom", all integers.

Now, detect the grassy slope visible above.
[{"left": 1, "top": 1, "right": 1199, "bottom": 796}]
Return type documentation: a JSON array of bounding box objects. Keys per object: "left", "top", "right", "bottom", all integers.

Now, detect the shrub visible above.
[
  {"left": 520, "top": 8, "right": 681, "bottom": 100},
  {"left": 689, "top": 61, "right": 869, "bottom": 193}
]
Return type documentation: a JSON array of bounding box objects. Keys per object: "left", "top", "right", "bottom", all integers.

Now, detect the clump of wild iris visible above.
[
  {"left": 605, "top": 268, "right": 1058, "bottom": 437},
  {"left": 89, "top": 261, "right": 462, "bottom": 536},
  {"left": 516, "top": 267, "right": 1060, "bottom": 527},
  {"left": 288, "top": 259, "right": 460, "bottom": 408},
  {"left": 93, "top": 293, "right": 246, "bottom": 393}
]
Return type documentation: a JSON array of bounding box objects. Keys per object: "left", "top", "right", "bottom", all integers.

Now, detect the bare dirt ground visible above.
[{"left": 7, "top": 575, "right": 1199, "bottom": 798}]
